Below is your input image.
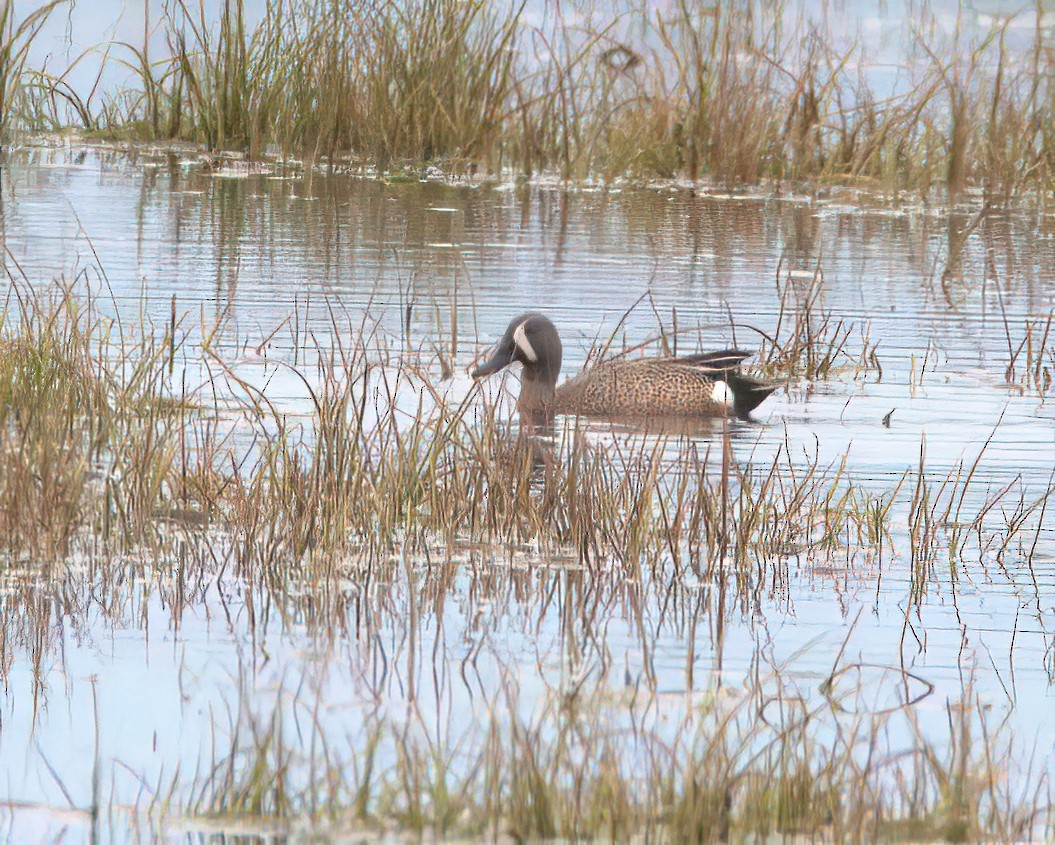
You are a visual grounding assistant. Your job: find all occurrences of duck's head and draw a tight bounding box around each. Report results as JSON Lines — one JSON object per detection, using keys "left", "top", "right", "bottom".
{"left": 471, "top": 312, "right": 563, "bottom": 387}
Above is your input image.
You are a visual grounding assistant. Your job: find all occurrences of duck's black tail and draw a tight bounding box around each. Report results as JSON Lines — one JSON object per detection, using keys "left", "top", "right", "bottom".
{"left": 676, "top": 349, "right": 778, "bottom": 418}
{"left": 726, "top": 372, "right": 779, "bottom": 419}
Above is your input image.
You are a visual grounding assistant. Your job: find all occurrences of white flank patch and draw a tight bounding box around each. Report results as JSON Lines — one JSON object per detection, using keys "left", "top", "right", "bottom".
{"left": 711, "top": 379, "right": 734, "bottom": 407}
{"left": 513, "top": 320, "right": 538, "bottom": 363}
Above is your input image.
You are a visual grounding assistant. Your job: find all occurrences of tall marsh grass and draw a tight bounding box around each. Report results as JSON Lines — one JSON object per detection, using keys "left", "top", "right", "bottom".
{"left": 0, "top": 281, "right": 1051, "bottom": 838}
{"left": 0, "top": 281, "right": 1046, "bottom": 610}
{"left": 0, "top": 1, "right": 64, "bottom": 138}
{"left": 10, "top": 0, "right": 1055, "bottom": 195}
{"left": 0, "top": 281, "right": 206, "bottom": 559}
{"left": 100, "top": 0, "right": 523, "bottom": 165}
{"left": 176, "top": 663, "right": 1046, "bottom": 842}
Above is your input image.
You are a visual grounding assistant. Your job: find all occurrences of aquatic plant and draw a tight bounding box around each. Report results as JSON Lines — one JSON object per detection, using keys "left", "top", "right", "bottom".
{"left": 0, "top": 279, "right": 1051, "bottom": 840}
{"left": 0, "top": 280, "right": 1047, "bottom": 625}
{"left": 0, "top": 280, "right": 206, "bottom": 560}
{"left": 88, "top": 0, "right": 522, "bottom": 166}
{"left": 14, "top": 0, "right": 1055, "bottom": 196}
{"left": 171, "top": 661, "right": 1043, "bottom": 842}
{"left": 754, "top": 263, "right": 881, "bottom": 381}
{"left": 0, "top": 1, "right": 64, "bottom": 138}
{"left": 1003, "top": 312, "right": 1054, "bottom": 396}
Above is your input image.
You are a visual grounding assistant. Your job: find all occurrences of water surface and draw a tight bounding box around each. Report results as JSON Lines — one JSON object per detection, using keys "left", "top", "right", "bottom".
{"left": 1, "top": 142, "right": 1053, "bottom": 840}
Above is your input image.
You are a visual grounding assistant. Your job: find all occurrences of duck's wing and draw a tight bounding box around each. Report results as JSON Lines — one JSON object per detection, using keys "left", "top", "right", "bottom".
{"left": 669, "top": 348, "right": 753, "bottom": 373}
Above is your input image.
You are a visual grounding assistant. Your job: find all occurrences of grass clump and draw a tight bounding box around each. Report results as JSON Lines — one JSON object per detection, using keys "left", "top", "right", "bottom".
{"left": 0, "top": 1, "right": 65, "bottom": 139}
{"left": 11, "top": 0, "right": 1055, "bottom": 196}
{"left": 0, "top": 283, "right": 1045, "bottom": 624}
{"left": 0, "top": 288, "right": 109, "bottom": 559}
{"left": 0, "top": 282, "right": 207, "bottom": 561}
{"left": 755, "top": 263, "right": 882, "bottom": 382}
{"left": 1003, "top": 312, "right": 1054, "bottom": 395}
{"left": 84, "top": 0, "right": 523, "bottom": 167}
{"left": 0, "top": 279, "right": 1050, "bottom": 841}
{"left": 175, "top": 667, "right": 1047, "bottom": 843}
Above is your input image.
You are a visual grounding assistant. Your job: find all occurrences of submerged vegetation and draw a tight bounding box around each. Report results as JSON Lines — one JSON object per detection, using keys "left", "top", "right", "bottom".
{"left": 4, "top": 0, "right": 1055, "bottom": 195}
{"left": 0, "top": 277, "right": 1051, "bottom": 838}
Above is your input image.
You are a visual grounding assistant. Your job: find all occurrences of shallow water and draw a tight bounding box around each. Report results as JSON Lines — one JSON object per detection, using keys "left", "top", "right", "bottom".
{"left": 1, "top": 142, "right": 1054, "bottom": 840}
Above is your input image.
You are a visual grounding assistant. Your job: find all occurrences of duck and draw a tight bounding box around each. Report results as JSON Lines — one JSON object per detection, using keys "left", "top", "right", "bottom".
{"left": 472, "top": 312, "right": 777, "bottom": 427}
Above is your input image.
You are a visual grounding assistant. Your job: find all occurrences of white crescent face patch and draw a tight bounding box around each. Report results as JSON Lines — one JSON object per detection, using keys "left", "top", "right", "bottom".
{"left": 513, "top": 320, "right": 538, "bottom": 363}
{"left": 711, "top": 379, "right": 734, "bottom": 407}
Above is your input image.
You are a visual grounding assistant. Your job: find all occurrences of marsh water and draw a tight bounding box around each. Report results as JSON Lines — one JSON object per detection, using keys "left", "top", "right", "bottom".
{"left": 1, "top": 143, "right": 1054, "bottom": 840}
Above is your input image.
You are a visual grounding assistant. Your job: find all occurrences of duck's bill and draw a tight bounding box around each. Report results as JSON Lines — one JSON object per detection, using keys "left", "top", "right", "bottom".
{"left": 471, "top": 343, "right": 514, "bottom": 378}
